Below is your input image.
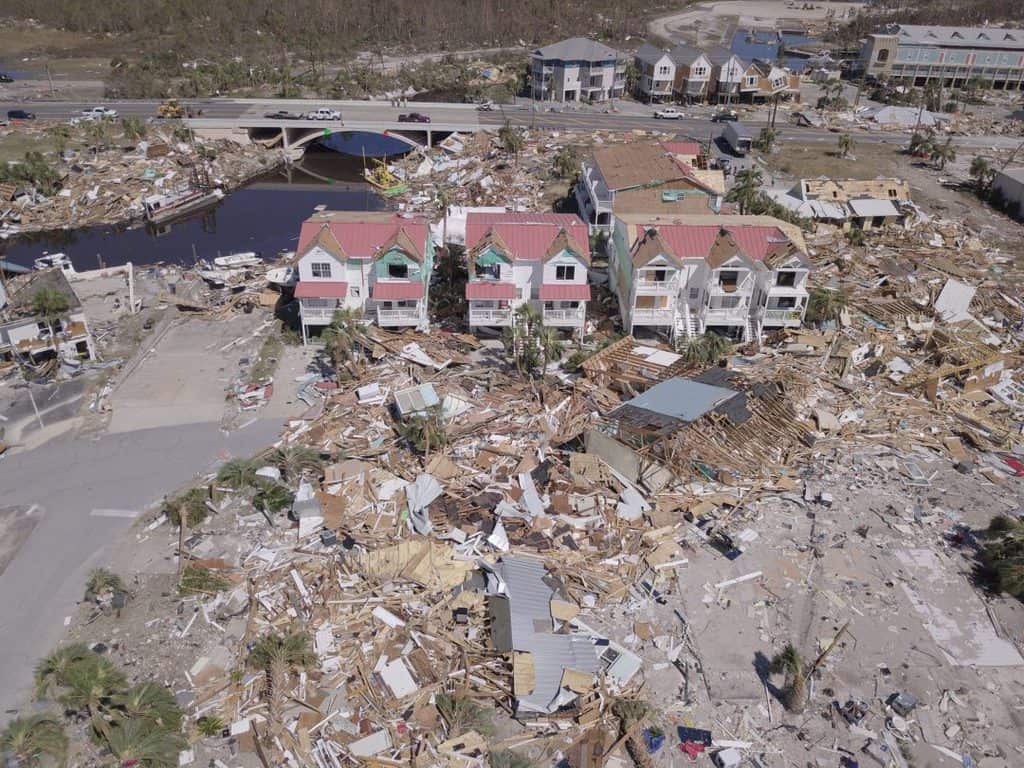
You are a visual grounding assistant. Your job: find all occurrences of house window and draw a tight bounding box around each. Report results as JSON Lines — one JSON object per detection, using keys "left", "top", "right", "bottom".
{"left": 38, "top": 319, "right": 63, "bottom": 334}
{"left": 718, "top": 270, "right": 739, "bottom": 290}
{"left": 693, "top": 67, "right": 707, "bottom": 76}
{"left": 689, "top": 287, "right": 700, "bottom": 300}
{"left": 388, "top": 263, "right": 409, "bottom": 279}
{"left": 746, "top": 76, "right": 757, "bottom": 86}
{"left": 877, "top": 49, "right": 890, "bottom": 63}
{"left": 555, "top": 264, "right": 576, "bottom": 281}
{"left": 888, "top": 189, "right": 897, "bottom": 198}
{"left": 475, "top": 263, "right": 500, "bottom": 280}
{"left": 776, "top": 296, "right": 797, "bottom": 309}
{"left": 311, "top": 262, "right": 332, "bottom": 278}
{"left": 776, "top": 271, "right": 796, "bottom": 287}
{"left": 658, "top": 65, "right": 671, "bottom": 75}
{"left": 350, "top": 286, "right": 361, "bottom": 297}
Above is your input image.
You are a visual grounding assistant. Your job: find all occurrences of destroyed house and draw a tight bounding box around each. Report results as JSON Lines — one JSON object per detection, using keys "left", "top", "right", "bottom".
{"left": 464, "top": 212, "right": 591, "bottom": 336}
{"left": 575, "top": 142, "right": 723, "bottom": 231}
{"left": 0, "top": 267, "right": 95, "bottom": 362}
{"left": 609, "top": 215, "right": 810, "bottom": 343}
{"left": 768, "top": 177, "right": 912, "bottom": 231}
{"left": 293, "top": 212, "right": 433, "bottom": 342}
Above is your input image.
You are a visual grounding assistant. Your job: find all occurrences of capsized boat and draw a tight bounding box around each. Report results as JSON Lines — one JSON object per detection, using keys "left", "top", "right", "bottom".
{"left": 34, "top": 252, "right": 76, "bottom": 274}
{"left": 144, "top": 187, "right": 224, "bottom": 225}
{"left": 266, "top": 266, "right": 297, "bottom": 287}
{"left": 213, "top": 252, "right": 262, "bottom": 268}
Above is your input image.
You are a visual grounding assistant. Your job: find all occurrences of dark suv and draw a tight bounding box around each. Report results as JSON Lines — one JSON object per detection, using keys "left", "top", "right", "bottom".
{"left": 7, "top": 109, "right": 36, "bottom": 120}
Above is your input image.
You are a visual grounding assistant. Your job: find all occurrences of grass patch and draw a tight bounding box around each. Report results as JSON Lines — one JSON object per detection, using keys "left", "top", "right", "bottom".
{"left": 179, "top": 565, "right": 231, "bottom": 595}
{"left": 163, "top": 487, "right": 210, "bottom": 528}
{"left": 249, "top": 334, "right": 283, "bottom": 384}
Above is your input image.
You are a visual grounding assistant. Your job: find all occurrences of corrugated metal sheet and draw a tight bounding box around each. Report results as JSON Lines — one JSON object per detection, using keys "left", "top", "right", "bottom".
{"left": 465, "top": 213, "right": 590, "bottom": 261}
{"left": 848, "top": 198, "right": 900, "bottom": 218}
{"left": 538, "top": 283, "right": 592, "bottom": 300}
{"left": 297, "top": 217, "right": 430, "bottom": 260}
{"left": 655, "top": 224, "right": 790, "bottom": 262}
{"left": 373, "top": 281, "right": 424, "bottom": 300}
{"left": 465, "top": 281, "right": 516, "bottom": 300}
{"left": 294, "top": 280, "right": 348, "bottom": 298}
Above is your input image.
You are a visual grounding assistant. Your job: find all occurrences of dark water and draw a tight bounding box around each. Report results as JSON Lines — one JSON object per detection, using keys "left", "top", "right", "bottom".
{"left": 730, "top": 30, "right": 819, "bottom": 73}
{"left": 0, "top": 147, "right": 396, "bottom": 270}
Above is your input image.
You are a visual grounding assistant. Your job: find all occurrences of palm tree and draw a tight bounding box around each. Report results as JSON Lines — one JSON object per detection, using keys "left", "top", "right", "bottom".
{"left": 106, "top": 717, "right": 186, "bottom": 768}
{"left": 1, "top": 713, "right": 67, "bottom": 767}
{"left": 120, "top": 116, "right": 147, "bottom": 142}
{"left": 31, "top": 286, "right": 71, "bottom": 359}
{"left": 271, "top": 444, "right": 322, "bottom": 482}
{"left": 321, "top": 307, "right": 362, "bottom": 382}
{"left": 678, "top": 332, "right": 732, "bottom": 365}
{"left": 503, "top": 303, "right": 542, "bottom": 375}
{"left": 434, "top": 184, "right": 453, "bottom": 252}
{"left": 498, "top": 119, "right": 524, "bottom": 164}
{"left": 35, "top": 643, "right": 91, "bottom": 699}
{"left": 397, "top": 407, "right": 448, "bottom": 457}
{"left": 755, "top": 127, "right": 778, "bottom": 153}
{"left": 111, "top": 683, "right": 183, "bottom": 732}
{"left": 806, "top": 287, "right": 847, "bottom": 324}
{"left": 551, "top": 145, "right": 579, "bottom": 180}
{"left": 84, "top": 568, "right": 126, "bottom": 602}
{"left": 58, "top": 653, "right": 127, "bottom": 736}
{"left": 216, "top": 458, "right": 258, "bottom": 489}
{"left": 969, "top": 155, "right": 994, "bottom": 192}
{"left": 726, "top": 168, "right": 763, "bottom": 215}
{"left": 836, "top": 133, "right": 854, "bottom": 159}
{"left": 930, "top": 137, "right": 956, "bottom": 170}
{"left": 536, "top": 325, "right": 565, "bottom": 373}
{"left": 769, "top": 643, "right": 806, "bottom": 712}
{"left": 612, "top": 698, "right": 654, "bottom": 768}
{"left": 253, "top": 483, "right": 294, "bottom": 515}
{"left": 248, "top": 633, "right": 315, "bottom": 739}
{"left": 908, "top": 130, "right": 934, "bottom": 157}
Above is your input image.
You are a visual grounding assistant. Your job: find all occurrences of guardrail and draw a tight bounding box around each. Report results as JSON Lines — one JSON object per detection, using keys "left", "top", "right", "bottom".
{"left": 469, "top": 308, "right": 513, "bottom": 326}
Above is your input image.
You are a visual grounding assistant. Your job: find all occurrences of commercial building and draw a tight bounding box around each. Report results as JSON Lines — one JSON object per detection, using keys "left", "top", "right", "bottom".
{"left": 293, "top": 212, "right": 433, "bottom": 343}
{"left": 859, "top": 24, "right": 1024, "bottom": 89}
{"left": 530, "top": 37, "right": 626, "bottom": 103}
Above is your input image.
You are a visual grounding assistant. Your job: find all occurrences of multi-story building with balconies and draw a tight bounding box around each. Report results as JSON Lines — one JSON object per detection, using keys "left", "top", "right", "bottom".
{"left": 530, "top": 37, "right": 626, "bottom": 102}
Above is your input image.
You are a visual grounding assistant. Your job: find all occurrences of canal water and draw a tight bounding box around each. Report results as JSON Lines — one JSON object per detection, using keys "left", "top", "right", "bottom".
{"left": 730, "top": 30, "right": 820, "bottom": 73}
{"left": 0, "top": 142, "right": 398, "bottom": 271}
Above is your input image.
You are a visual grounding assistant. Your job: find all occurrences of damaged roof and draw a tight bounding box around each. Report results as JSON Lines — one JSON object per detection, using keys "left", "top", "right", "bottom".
{"left": 0, "top": 267, "right": 81, "bottom": 321}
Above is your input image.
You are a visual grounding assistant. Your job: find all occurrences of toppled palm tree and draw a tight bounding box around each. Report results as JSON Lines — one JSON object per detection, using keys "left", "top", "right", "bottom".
{"left": 677, "top": 332, "right": 732, "bottom": 365}
{"left": 248, "top": 633, "right": 315, "bottom": 739}
{"left": 253, "top": 483, "right": 294, "bottom": 515}
{"left": 84, "top": 568, "right": 126, "bottom": 603}
{"left": 612, "top": 698, "right": 655, "bottom": 768}
{"left": 321, "top": 308, "right": 364, "bottom": 382}
{"left": 1, "top": 713, "right": 67, "bottom": 767}
{"left": 35, "top": 643, "right": 91, "bottom": 699}
{"left": 980, "top": 515, "right": 1024, "bottom": 599}
{"left": 216, "top": 458, "right": 259, "bottom": 489}
{"left": 769, "top": 643, "right": 806, "bottom": 713}
{"left": 111, "top": 683, "right": 183, "bottom": 732}
{"left": 397, "top": 407, "right": 448, "bottom": 457}
{"left": 806, "top": 287, "right": 848, "bottom": 324}
{"left": 272, "top": 444, "right": 323, "bottom": 482}
{"left": 58, "top": 653, "right": 127, "bottom": 737}
{"left": 106, "top": 717, "right": 186, "bottom": 768}
{"left": 436, "top": 693, "right": 493, "bottom": 737}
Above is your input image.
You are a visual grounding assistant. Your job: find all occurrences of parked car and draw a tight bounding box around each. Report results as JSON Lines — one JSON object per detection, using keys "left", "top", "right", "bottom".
{"left": 6, "top": 109, "right": 35, "bottom": 120}
{"left": 398, "top": 112, "right": 431, "bottom": 123}
{"left": 0, "top": 73, "right": 14, "bottom": 83}
{"left": 654, "top": 106, "right": 683, "bottom": 120}
{"left": 307, "top": 107, "right": 341, "bottom": 121}
{"left": 476, "top": 100, "right": 495, "bottom": 111}
{"left": 81, "top": 106, "right": 118, "bottom": 119}
{"left": 711, "top": 111, "right": 739, "bottom": 123}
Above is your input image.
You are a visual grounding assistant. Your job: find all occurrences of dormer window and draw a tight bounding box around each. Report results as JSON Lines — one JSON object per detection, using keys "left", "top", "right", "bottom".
{"left": 311, "top": 262, "right": 332, "bottom": 278}
{"left": 475, "top": 263, "right": 500, "bottom": 280}
{"left": 388, "top": 263, "right": 409, "bottom": 279}
{"left": 719, "top": 270, "right": 739, "bottom": 291}
{"left": 555, "top": 264, "right": 576, "bottom": 281}
{"left": 776, "top": 271, "right": 796, "bottom": 287}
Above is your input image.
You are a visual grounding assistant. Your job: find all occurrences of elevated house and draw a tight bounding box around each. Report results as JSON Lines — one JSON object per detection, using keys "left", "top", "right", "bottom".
{"left": 706, "top": 47, "right": 748, "bottom": 104}
{"left": 464, "top": 212, "right": 591, "bottom": 337}
{"left": 0, "top": 268, "right": 95, "bottom": 363}
{"left": 634, "top": 43, "right": 676, "bottom": 102}
{"left": 575, "top": 142, "right": 724, "bottom": 232}
{"left": 293, "top": 211, "right": 433, "bottom": 343}
{"left": 530, "top": 37, "right": 627, "bottom": 103}
{"left": 609, "top": 215, "right": 810, "bottom": 342}
{"left": 670, "top": 44, "right": 714, "bottom": 103}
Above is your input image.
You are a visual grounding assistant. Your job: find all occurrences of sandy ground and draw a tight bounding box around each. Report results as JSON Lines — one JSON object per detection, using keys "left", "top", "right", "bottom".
{"left": 650, "top": 0, "right": 866, "bottom": 46}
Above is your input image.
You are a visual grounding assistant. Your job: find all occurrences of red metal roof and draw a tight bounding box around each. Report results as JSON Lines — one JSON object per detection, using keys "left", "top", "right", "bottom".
{"left": 539, "top": 283, "right": 592, "bottom": 300}
{"left": 661, "top": 141, "right": 702, "bottom": 156}
{"left": 296, "top": 214, "right": 430, "bottom": 260}
{"left": 653, "top": 225, "right": 790, "bottom": 262}
{"left": 294, "top": 280, "right": 348, "bottom": 298}
{"left": 373, "top": 281, "right": 425, "bottom": 300}
{"left": 465, "top": 281, "right": 517, "bottom": 300}
{"left": 465, "top": 213, "right": 590, "bottom": 261}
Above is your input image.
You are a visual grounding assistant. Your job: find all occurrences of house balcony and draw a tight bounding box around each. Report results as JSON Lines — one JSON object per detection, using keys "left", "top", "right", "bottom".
{"left": 635, "top": 278, "right": 679, "bottom": 295}
{"left": 300, "top": 307, "right": 339, "bottom": 324}
{"left": 632, "top": 307, "right": 676, "bottom": 325}
{"left": 761, "top": 308, "right": 804, "bottom": 327}
{"left": 469, "top": 307, "right": 513, "bottom": 327}
{"left": 377, "top": 307, "right": 425, "bottom": 327}
{"left": 702, "top": 307, "right": 749, "bottom": 325}
{"left": 708, "top": 279, "right": 753, "bottom": 296}
{"left": 542, "top": 306, "right": 586, "bottom": 327}
{"left": 15, "top": 321, "right": 90, "bottom": 353}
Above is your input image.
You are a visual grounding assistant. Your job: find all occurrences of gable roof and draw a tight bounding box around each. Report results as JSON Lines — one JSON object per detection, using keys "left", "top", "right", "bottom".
{"left": 590, "top": 142, "right": 709, "bottom": 193}
{"left": 630, "top": 227, "right": 682, "bottom": 268}
{"left": 544, "top": 227, "right": 590, "bottom": 265}
{"left": 705, "top": 228, "right": 750, "bottom": 269}
{"left": 296, "top": 212, "right": 429, "bottom": 261}
{"left": 891, "top": 24, "right": 1024, "bottom": 49}
{"left": 668, "top": 43, "right": 707, "bottom": 66}
{"left": 465, "top": 213, "right": 591, "bottom": 262}
{"left": 297, "top": 223, "right": 347, "bottom": 261}
{"left": 631, "top": 223, "right": 795, "bottom": 266}
{"left": 635, "top": 42, "right": 672, "bottom": 66}
{"left": 532, "top": 37, "right": 623, "bottom": 61}
{"left": 375, "top": 226, "right": 424, "bottom": 263}
{"left": 1, "top": 268, "right": 81, "bottom": 320}
{"left": 705, "top": 46, "right": 744, "bottom": 66}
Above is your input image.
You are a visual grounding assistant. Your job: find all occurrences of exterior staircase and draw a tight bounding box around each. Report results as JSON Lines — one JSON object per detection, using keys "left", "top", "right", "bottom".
{"left": 745, "top": 317, "right": 761, "bottom": 344}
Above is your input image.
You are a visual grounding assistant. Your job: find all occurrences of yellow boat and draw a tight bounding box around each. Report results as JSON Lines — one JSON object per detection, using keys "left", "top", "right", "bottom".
{"left": 362, "top": 158, "right": 408, "bottom": 197}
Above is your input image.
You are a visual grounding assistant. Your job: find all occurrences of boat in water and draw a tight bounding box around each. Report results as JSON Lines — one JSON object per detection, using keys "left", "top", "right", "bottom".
{"left": 34, "top": 252, "right": 77, "bottom": 275}
{"left": 362, "top": 159, "right": 409, "bottom": 197}
{"left": 266, "top": 265, "right": 297, "bottom": 287}
{"left": 213, "top": 252, "right": 262, "bottom": 268}
{"left": 144, "top": 187, "right": 224, "bottom": 226}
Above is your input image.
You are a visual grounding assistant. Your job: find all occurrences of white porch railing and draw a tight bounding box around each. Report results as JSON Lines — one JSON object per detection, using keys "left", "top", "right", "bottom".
{"left": 469, "top": 308, "right": 513, "bottom": 326}
{"left": 632, "top": 307, "right": 676, "bottom": 324}
{"left": 300, "top": 307, "right": 338, "bottom": 324}
{"left": 635, "top": 278, "right": 679, "bottom": 295}
{"left": 543, "top": 308, "right": 585, "bottom": 326}
{"left": 762, "top": 308, "right": 803, "bottom": 325}
{"left": 708, "top": 280, "right": 753, "bottom": 296}
{"left": 377, "top": 308, "right": 423, "bottom": 326}
{"left": 703, "top": 307, "right": 748, "bottom": 324}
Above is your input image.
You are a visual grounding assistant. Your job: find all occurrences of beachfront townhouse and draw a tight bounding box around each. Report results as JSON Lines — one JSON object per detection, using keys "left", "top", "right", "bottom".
{"left": 609, "top": 216, "right": 810, "bottom": 343}
{"left": 634, "top": 43, "right": 676, "bottom": 102}
{"left": 464, "top": 212, "right": 591, "bottom": 337}
{"left": 706, "top": 47, "right": 748, "bottom": 104}
{"left": 670, "top": 44, "right": 714, "bottom": 103}
{"left": 293, "top": 211, "right": 433, "bottom": 343}
{"left": 530, "top": 37, "right": 627, "bottom": 103}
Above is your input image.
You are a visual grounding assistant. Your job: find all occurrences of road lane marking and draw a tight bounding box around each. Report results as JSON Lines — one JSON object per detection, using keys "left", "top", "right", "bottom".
{"left": 90, "top": 509, "right": 142, "bottom": 518}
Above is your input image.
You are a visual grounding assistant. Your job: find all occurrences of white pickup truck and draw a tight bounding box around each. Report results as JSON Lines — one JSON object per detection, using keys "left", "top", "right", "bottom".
{"left": 81, "top": 106, "right": 119, "bottom": 119}
{"left": 653, "top": 106, "right": 683, "bottom": 120}
{"left": 307, "top": 107, "right": 342, "bottom": 121}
